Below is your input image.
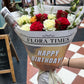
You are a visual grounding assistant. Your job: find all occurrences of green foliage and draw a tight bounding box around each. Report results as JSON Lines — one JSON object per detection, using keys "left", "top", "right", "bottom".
{"left": 67, "top": 0, "right": 80, "bottom": 14}
{"left": 30, "top": 6, "right": 34, "bottom": 17}
{"left": 70, "top": 0, "right": 79, "bottom": 6}
{"left": 70, "top": 2, "right": 75, "bottom": 6}
{"left": 72, "top": 22, "right": 77, "bottom": 27}
{"left": 67, "top": 0, "right": 83, "bottom": 17}
{"left": 15, "top": 4, "right": 28, "bottom": 15}
{"left": 80, "top": 13, "right": 84, "bottom": 20}
{"left": 67, "top": 27, "right": 73, "bottom": 30}
{"left": 67, "top": 0, "right": 83, "bottom": 29}
{"left": 70, "top": 3, "right": 77, "bottom": 12}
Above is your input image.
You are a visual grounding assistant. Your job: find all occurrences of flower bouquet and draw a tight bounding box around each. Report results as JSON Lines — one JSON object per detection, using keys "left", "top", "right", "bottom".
{"left": 15, "top": 0, "right": 83, "bottom": 71}
{"left": 1, "top": 0, "right": 83, "bottom": 71}
{"left": 1, "top": 0, "right": 83, "bottom": 83}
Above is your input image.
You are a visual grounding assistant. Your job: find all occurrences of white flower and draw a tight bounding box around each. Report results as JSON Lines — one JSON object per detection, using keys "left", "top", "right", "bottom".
{"left": 48, "top": 14, "right": 56, "bottom": 20}
{"left": 20, "top": 24, "right": 31, "bottom": 31}
{"left": 17, "top": 15, "right": 31, "bottom": 26}
{"left": 43, "top": 19, "right": 56, "bottom": 31}
{"left": 67, "top": 14, "right": 75, "bottom": 27}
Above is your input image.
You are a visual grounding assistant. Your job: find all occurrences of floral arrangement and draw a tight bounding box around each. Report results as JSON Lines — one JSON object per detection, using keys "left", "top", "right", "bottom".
{"left": 17, "top": 0, "right": 83, "bottom": 31}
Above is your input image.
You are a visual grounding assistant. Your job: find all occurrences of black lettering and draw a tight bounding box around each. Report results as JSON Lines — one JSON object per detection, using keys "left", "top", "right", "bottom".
{"left": 63, "top": 38, "right": 64, "bottom": 42}
{"left": 35, "top": 39, "right": 38, "bottom": 43}
{"left": 44, "top": 39, "right": 48, "bottom": 43}
{"left": 66, "top": 38, "right": 69, "bottom": 42}
{"left": 55, "top": 39, "right": 57, "bottom": 43}
{"left": 39, "top": 39, "right": 43, "bottom": 43}
{"left": 30, "top": 38, "right": 33, "bottom": 43}
{"left": 50, "top": 39, "right": 54, "bottom": 43}
{"left": 58, "top": 38, "right": 63, "bottom": 42}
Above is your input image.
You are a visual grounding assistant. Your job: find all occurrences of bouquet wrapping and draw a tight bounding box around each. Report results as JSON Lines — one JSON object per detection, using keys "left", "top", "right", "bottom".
{"left": 1, "top": 1, "right": 83, "bottom": 71}
{"left": 16, "top": 26, "right": 77, "bottom": 71}
{"left": 1, "top": 1, "right": 83, "bottom": 83}
{"left": 14, "top": 5, "right": 81, "bottom": 71}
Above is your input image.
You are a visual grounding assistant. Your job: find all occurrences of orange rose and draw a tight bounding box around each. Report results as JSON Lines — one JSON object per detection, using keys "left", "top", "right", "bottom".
{"left": 30, "top": 16, "right": 37, "bottom": 23}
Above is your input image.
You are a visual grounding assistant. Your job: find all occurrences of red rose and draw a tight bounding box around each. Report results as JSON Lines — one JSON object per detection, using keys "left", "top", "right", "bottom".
{"left": 42, "top": 13, "right": 48, "bottom": 21}
{"left": 55, "top": 19, "right": 61, "bottom": 30}
{"left": 36, "top": 13, "right": 48, "bottom": 23}
{"left": 56, "top": 10, "right": 68, "bottom": 19}
{"left": 55, "top": 17, "right": 70, "bottom": 30}
{"left": 30, "top": 21, "right": 44, "bottom": 31}
{"left": 36, "top": 13, "right": 42, "bottom": 21}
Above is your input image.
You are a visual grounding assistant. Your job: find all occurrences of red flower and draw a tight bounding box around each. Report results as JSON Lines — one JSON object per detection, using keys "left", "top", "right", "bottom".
{"left": 36, "top": 13, "right": 48, "bottom": 23}
{"left": 56, "top": 10, "right": 68, "bottom": 19}
{"left": 30, "top": 21, "right": 44, "bottom": 31}
{"left": 42, "top": 13, "right": 48, "bottom": 21}
{"left": 55, "top": 17, "right": 70, "bottom": 30}
{"left": 55, "top": 19, "right": 61, "bottom": 30}
{"left": 36, "top": 13, "right": 42, "bottom": 21}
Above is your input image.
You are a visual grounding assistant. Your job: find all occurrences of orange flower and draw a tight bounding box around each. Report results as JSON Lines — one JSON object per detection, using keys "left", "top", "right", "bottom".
{"left": 30, "top": 16, "right": 37, "bottom": 23}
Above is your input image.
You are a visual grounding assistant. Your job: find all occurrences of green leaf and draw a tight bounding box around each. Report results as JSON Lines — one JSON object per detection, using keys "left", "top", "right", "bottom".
{"left": 65, "top": 10, "right": 70, "bottom": 13}
{"left": 70, "top": 2, "right": 75, "bottom": 6}
{"left": 67, "top": 27, "right": 73, "bottom": 29}
{"left": 70, "top": 3, "right": 77, "bottom": 12}
{"left": 23, "top": 21, "right": 26, "bottom": 25}
{"left": 72, "top": 22, "right": 76, "bottom": 27}
{"left": 80, "top": 13, "right": 84, "bottom": 20}
{"left": 79, "top": 7, "right": 83, "bottom": 11}
{"left": 74, "top": 0, "right": 78, "bottom": 3}
{"left": 75, "top": 0, "right": 79, "bottom": 5}
{"left": 30, "top": 7, "right": 34, "bottom": 17}
{"left": 15, "top": 4, "right": 28, "bottom": 15}
{"left": 76, "top": 11, "right": 80, "bottom": 18}
{"left": 71, "top": 12, "right": 75, "bottom": 14}
{"left": 70, "top": 7, "right": 77, "bottom": 12}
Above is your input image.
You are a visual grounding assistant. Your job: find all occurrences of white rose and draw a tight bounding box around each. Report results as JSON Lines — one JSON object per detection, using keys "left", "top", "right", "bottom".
{"left": 21, "top": 24, "right": 31, "bottom": 31}
{"left": 43, "top": 19, "right": 56, "bottom": 31}
{"left": 48, "top": 14, "right": 56, "bottom": 20}
{"left": 17, "top": 15, "right": 31, "bottom": 26}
